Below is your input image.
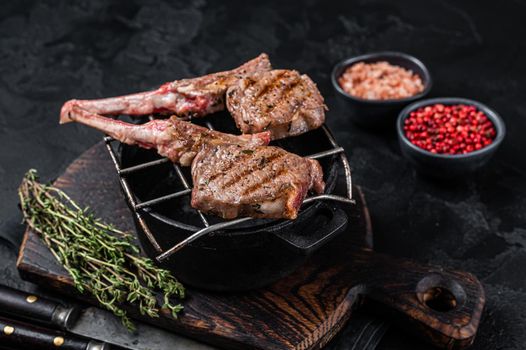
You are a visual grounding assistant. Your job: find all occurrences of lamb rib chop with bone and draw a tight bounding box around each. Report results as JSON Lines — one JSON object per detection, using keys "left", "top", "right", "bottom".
{"left": 60, "top": 54, "right": 271, "bottom": 123}
{"left": 66, "top": 106, "right": 270, "bottom": 166}
{"left": 65, "top": 108, "right": 324, "bottom": 219}
{"left": 60, "top": 54, "right": 326, "bottom": 140}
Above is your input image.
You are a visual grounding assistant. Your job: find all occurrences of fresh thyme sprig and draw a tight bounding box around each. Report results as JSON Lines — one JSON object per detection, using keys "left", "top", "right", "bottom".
{"left": 18, "top": 169, "right": 185, "bottom": 331}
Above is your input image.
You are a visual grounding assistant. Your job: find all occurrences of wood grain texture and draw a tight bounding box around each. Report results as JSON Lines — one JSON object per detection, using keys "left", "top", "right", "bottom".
{"left": 17, "top": 142, "right": 484, "bottom": 350}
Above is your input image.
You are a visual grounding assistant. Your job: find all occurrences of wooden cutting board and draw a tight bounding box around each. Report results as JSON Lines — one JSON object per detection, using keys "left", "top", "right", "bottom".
{"left": 17, "top": 142, "right": 484, "bottom": 350}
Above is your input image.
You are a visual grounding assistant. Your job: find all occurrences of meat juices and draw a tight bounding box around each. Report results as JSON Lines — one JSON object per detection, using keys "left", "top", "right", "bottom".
{"left": 338, "top": 61, "right": 424, "bottom": 100}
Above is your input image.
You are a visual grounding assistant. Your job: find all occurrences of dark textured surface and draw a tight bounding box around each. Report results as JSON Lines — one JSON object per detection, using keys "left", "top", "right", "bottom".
{"left": 0, "top": 1, "right": 525, "bottom": 349}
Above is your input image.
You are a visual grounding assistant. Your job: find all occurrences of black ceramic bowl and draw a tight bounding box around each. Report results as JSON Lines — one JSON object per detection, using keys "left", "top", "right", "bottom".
{"left": 397, "top": 97, "right": 506, "bottom": 177}
{"left": 331, "top": 51, "right": 432, "bottom": 127}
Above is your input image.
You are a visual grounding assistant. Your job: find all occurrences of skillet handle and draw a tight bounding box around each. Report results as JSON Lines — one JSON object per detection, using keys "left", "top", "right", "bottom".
{"left": 274, "top": 204, "right": 348, "bottom": 254}
{"left": 352, "top": 249, "right": 485, "bottom": 349}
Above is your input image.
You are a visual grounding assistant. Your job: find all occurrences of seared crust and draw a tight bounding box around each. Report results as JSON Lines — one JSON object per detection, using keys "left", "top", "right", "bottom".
{"left": 191, "top": 144, "right": 325, "bottom": 219}
{"left": 226, "top": 69, "right": 326, "bottom": 140}
{"left": 64, "top": 106, "right": 270, "bottom": 167}
{"left": 157, "top": 117, "right": 271, "bottom": 166}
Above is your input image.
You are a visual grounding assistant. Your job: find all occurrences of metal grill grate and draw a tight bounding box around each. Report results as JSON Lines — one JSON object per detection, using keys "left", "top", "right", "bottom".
{"left": 103, "top": 119, "right": 354, "bottom": 262}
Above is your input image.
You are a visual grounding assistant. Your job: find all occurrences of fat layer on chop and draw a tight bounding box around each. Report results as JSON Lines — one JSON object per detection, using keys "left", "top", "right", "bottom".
{"left": 191, "top": 143, "right": 325, "bottom": 219}
{"left": 226, "top": 69, "right": 327, "bottom": 140}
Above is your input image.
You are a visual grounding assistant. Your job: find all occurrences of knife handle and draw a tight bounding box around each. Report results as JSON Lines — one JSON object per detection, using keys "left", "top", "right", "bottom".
{"left": 0, "top": 285, "right": 80, "bottom": 330}
{"left": 0, "top": 316, "right": 110, "bottom": 350}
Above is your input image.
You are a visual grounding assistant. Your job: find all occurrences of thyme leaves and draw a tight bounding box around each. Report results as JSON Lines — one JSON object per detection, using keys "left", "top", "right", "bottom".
{"left": 18, "top": 170, "right": 185, "bottom": 331}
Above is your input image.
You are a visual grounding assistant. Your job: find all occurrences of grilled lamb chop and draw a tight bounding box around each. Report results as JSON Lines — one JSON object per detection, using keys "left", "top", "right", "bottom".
{"left": 191, "top": 143, "right": 325, "bottom": 219}
{"left": 60, "top": 53, "right": 272, "bottom": 123}
{"left": 226, "top": 69, "right": 326, "bottom": 140}
{"left": 65, "top": 106, "right": 323, "bottom": 220}
{"left": 66, "top": 106, "right": 270, "bottom": 166}
{"left": 60, "top": 55, "right": 326, "bottom": 140}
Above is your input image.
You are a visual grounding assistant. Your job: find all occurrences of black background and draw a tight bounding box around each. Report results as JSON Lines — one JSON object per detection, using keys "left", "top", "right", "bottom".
{"left": 1, "top": 1, "right": 525, "bottom": 349}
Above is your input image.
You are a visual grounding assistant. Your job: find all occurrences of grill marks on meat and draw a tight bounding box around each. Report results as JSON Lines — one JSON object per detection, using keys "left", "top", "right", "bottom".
{"left": 60, "top": 55, "right": 327, "bottom": 140}
{"left": 218, "top": 152, "right": 286, "bottom": 190}
{"left": 60, "top": 54, "right": 272, "bottom": 123}
{"left": 65, "top": 106, "right": 270, "bottom": 166}
{"left": 191, "top": 144, "right": 325, "bottom": 219}
{"left": 226, "top": 69, "right": 327, "bottom": 140}
{"left": 155, "top": 118, "right": 270, "bottom": 166}
{"left": 58, "top": 55, "right": 330, "bottom": 220}
{"left": 63, "top": 104, "right": 325, "bottom": 220}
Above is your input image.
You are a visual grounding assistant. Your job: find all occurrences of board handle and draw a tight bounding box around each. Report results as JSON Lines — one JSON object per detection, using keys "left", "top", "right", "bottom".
{"left": 0, "top": 316, "right": 109, "bottom": 350}
{"left": 0, "top": 284, "right": 80, "bottom": 330}
{"left": 357, "top": 250, "right": 485, "bottom": 349}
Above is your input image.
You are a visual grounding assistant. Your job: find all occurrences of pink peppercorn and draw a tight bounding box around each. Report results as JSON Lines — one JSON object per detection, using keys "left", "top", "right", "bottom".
{"left": 403, "top": 104, "right": 496, "bottom": 155}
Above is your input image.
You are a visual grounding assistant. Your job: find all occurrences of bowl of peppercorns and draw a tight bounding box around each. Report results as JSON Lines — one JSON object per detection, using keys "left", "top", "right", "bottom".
{"left": 397, "top": 97, "right": 505, "bottom": 177}
{"left": 331, "top": 51, "right": 432, "bottom": 127}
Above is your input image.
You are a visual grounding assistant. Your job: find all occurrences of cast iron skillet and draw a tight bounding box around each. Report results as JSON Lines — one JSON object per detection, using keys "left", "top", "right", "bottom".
{"left": 120, "top": 113, "right": 348, "bottom": 291}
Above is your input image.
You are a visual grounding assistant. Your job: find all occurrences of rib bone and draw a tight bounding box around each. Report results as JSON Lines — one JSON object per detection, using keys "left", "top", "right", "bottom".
{"left": 66, "top": 106, "right": 270, "bottom": 166}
